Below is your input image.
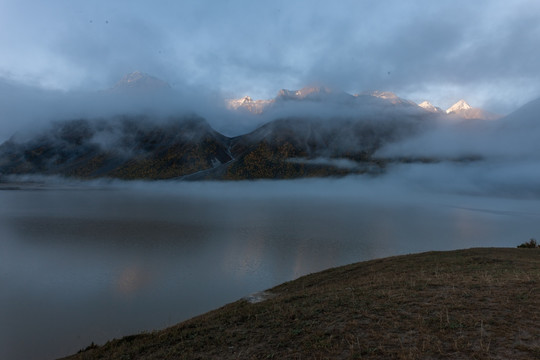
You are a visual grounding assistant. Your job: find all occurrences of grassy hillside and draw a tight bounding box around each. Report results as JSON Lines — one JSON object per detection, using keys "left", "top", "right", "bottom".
{"left": 63, "top": 248, "right": 539, "bottom": 359}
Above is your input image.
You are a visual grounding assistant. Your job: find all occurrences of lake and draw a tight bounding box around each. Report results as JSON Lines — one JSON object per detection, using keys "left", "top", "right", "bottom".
{"left": 1, "top": 175, "right": 539, "bottom": 359}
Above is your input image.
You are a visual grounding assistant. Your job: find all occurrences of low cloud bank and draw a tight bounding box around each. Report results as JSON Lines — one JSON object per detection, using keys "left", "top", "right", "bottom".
{"left": 2, "top": 76, "right": 540, "bottom": 201}
{"left": 377, "top": 97, "right": 540, "bottom": 161}
{"left": 0, "top": 79, "right": 434, "bottom": 143}
{"left": 373, "top": 97, "right": 540, "bottom": 199}
{"left": 0, "top": 79, "right": 263, "bottom": 142}
{"left": 5, "top": 155, "right": 540, "bottom": 201}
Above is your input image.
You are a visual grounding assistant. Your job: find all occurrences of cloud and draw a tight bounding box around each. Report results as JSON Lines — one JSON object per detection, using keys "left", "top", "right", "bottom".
{"left": 0, "top": 74, "right": 268, "bottom": 142}
{"left": 1, "top": 0, "right": 539, "bottom": 127}
{"left": 371, "top": 96, "right": 540, "bottom": 198}
{"left": 377, "top": 97, "right": 540, "bottom": 162}
{"left": 297, "top": 1, "right": 540, "bottom": 112}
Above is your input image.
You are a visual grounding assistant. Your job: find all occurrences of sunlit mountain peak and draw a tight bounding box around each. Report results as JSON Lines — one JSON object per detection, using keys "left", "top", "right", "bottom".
{"left": 446, "top": 99, "right": 472, "bottom": 114}
{"left": 418, "top": 100, "right": 444, "bottom": 113}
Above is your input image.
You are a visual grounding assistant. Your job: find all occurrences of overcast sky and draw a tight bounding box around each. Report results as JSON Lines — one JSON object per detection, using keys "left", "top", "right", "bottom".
{"left": 1, "top": 0, "right": 539, "bottom": 114}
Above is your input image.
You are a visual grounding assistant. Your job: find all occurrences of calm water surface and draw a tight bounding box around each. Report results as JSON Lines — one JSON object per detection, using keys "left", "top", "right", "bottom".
{"left": 1, "top": 179, "right": 539, "bottom": 359}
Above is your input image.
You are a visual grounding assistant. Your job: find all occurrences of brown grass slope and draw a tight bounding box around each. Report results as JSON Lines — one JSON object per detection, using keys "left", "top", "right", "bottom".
{"left": 63, "top": 248, "right": 540, "bottom": 359}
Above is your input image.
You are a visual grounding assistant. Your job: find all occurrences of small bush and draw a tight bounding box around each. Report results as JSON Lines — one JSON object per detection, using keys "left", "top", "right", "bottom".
{"left": 517, "top": 238, "right": 539, "bottom": 248}
{"left": 78, "top": 342, "right": 98, "bottom": 353}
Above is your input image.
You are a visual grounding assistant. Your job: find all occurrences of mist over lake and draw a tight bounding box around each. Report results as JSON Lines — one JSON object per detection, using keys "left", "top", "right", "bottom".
{"left": 2, "top": 1, "right": 540, "bottom": 359}
{"left": 1, "top": 169, "right": 539, "bottom": 360}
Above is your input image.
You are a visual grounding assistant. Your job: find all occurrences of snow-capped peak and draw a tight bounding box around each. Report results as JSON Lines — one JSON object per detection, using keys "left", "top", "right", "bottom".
{"left": 419, "top": 100, "right": 435, "bottom": 110}
{"left": 418, "top": 101, "right": 443, "bottom": 113}
{"left": 226, "top": 96, "right": 252, "bottom": 109}
{"left": 365, "top": 90, "right": 398, "bottom": 100}
{"left": 239, "top": 96, "right": 253, "bottom": 104}
{"left": 357, "top": 90, "right": 416, "bottom": 106}
{"left": 110, "top": 71, "right": 170, "bottom": 92}
{"left": 226, "top": 95, "right": 272, "bottom": 113}
{"left": 446, "top": 99, "right": 472, "bottom": 114}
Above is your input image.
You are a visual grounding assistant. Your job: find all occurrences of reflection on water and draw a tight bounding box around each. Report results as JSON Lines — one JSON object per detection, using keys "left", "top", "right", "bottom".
{"left": 0, "top": 180, "right": 539, "bottom": 360}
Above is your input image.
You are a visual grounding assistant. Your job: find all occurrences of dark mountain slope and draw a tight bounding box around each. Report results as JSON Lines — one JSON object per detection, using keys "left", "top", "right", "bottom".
{"left": 0, "top": 95, "right": 444, "bottom": 181}
{"left": 224, "top": 109, "right": 429, "bottom": 179}
{"left": 0, "top": 115, "right": 232, "bottom": 180}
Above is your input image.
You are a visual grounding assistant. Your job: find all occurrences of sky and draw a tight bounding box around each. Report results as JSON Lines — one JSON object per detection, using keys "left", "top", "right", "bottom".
{"left": 0, "top": 0, "right": 539, "bottom": 123}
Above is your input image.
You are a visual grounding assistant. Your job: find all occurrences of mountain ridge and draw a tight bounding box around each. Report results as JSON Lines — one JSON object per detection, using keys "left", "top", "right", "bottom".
{"left": 0, "top": 104, "right": 431, "bottom": 180}
{"left": 419, "top": 100, "right": 444, "bottom": 113}
{"left": 226, "top": 87, "right": 497, "bottom": 120}
{"left": 1, "top": 73, "right": 528, "bottom": 181}
{"left": 445, "top": 99, "right": 500, "bottom": 120}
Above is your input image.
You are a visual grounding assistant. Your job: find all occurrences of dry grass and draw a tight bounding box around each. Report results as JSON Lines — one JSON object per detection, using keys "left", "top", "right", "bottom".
{"left": 62, "top": 248, "right": 540, "bottom": 359}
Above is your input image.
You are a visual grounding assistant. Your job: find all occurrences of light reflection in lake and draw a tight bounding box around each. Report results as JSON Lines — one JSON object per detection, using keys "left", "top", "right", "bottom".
{"left": 0, "top": 178, "right": 539, "bottom": 360}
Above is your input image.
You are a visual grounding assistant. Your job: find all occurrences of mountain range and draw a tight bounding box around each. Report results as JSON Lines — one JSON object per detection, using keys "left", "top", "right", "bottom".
{"left": 0, "top": 72, "right": 520, "bottom": 181}
{"left": 0, "top": 108, "right": 421, "bottom": 180}
{"left": 227, "top": 86, "right": 499, "bottom": 121}
{"left": 102, "top": 71, "right": 501, "bottom": 121}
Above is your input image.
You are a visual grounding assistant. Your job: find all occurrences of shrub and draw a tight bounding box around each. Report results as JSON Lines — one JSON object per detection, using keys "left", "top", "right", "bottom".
{"left": 517, "top": 238, "right": 539, "bottom": 248}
